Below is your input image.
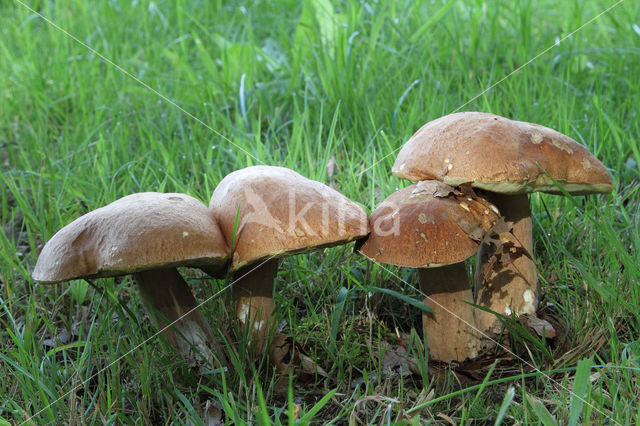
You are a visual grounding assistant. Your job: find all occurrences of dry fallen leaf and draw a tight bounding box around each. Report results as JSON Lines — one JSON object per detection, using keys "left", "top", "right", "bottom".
{"left": 270, "top": 333, "right": 291, "bottom": 372}
{"left": 42, "top": 328, "right": 71, "bottom": 350}
{"left": 458, "top": 182, "right": 476, "bottom": 198}
{"left": 437, "top": 412, "right": 457, "bottom": 425}
{"left": 451, "top": 210, "right": 486, "bottom": 242}
{"left": 270, "top": 333, "right": 328, "bottom": 383}
{"left": 291, "top": 403, "right": 300, "bottom": 421}
{"left": 186, "top": 400, "right": 223, "bottom": 426}
{"left": 202, "top": 400, "right": 224, "bottom": 426}
{"left": 379, "top": 341, "right": 421, "bottom": 376}
{"left": 523, "top": 315, "right": 557, "bottom": 339}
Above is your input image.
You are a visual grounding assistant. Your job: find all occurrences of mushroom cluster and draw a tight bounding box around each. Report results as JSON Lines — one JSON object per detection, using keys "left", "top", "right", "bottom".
{"left": 33, "top": 112, "right": 614, "bottom": 373}
{"left": 356, "top": 111, "right": 614, "bottom": 362}
{"left": 33, "top": 166, "right": 368, "bottom": 370}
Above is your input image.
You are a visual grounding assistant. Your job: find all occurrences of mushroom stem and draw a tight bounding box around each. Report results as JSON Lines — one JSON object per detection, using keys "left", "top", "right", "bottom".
{"left": 232, "top": 258, "right": 279, "bottom": 352}
{"left": 475, "top": 193, "right": 537, "bottom": 333}
{"left": 419, "top": 263, "right": 481, "bottom": 362}
{"left": 135, "top": 268, "right": 227, "bottom": 370}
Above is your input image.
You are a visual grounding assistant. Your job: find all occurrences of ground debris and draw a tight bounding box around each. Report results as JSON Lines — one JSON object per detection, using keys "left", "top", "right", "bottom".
{"left": 270, "top": 333, "right": 328, "bottom": 383}
{"left": 378, "top": 340, "right": 421, "bottom": 376}
{"left": 523, "top": 314, "right": 557, "bottom": 339}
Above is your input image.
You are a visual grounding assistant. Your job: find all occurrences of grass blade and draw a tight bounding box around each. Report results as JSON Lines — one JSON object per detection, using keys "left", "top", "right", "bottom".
{"left": 370, "top": 287, "right": 434, "bottom": 313}
{"left": 297, "top": 388, "right": 337, "bottom": 423}
{"left": 525, "top": 393, "right": 556, "bottom": 426}
{"left": 494, "top": 386, "right": 515, "bottom": 426}
{"left": 329, "top": 286, "right": 348, "bottom": 349}
{"left": 409, "top": 0, "right": 458, "bottom": 42}
{"left": 569, "top": 358, "right": 595, "bottom": 426}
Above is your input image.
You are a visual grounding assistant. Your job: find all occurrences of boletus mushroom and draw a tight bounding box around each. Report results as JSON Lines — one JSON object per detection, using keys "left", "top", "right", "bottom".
{"left": 32, "top": 192, "right": 229, "bottom": 371}
{"left": 210, "top": 166, "right": 369, "bottom": 352}
{"left": 357, "top": 180, "right": 502, "bottom": 362}
{"left": 392, "top": 112, "right": 614, "bottom": 334}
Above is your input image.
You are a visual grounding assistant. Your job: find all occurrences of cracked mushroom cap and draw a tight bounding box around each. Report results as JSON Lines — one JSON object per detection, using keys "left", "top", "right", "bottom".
{"left": 392, "top": 112, "right": 614, "bottom": 195}
{"left": 210, "top": 166, "right": 370, "bottom": 271}
{"left": 357, "top": 181, "right": 501, "bottom": 268}
{"left": 32, "top": 192, "right": 229, "bottom": 284}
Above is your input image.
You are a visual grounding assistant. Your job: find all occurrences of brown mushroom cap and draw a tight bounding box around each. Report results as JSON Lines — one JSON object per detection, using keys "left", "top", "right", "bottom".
{"left": 33, "top": 192, "right": 229, "bottom": 284}
{"left": 357, "top": 181, "right": 501, "bottom": 268}
{"left": 210, "top": 166, "right": 369, "bottom": 271}
{"left": 392, "top": 112, "right": 614, "bottom": 195}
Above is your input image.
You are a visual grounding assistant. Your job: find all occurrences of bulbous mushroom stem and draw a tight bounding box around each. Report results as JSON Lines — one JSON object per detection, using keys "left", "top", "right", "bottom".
{"left": 475, "top": 193, "right": 537, "bottom": 334}
{"left": 419, "top": 263, "right": 482, "bottom": 362}
{"left": 135, "top": 268, "right": 227, "bottom": 371}
{"left": 232, "top": 258, "right": 279, "bottom": 352}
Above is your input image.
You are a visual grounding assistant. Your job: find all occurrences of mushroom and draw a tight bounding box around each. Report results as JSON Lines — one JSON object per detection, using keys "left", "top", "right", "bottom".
{"left": 209, "top": 166, "right": 369, "bottom": 351}
{"left": 32, "top": 192, "right": 229, "bottom": 370}
{"left": 392, "top": 112, "right": 614, "bottom": 334}
{"left": 357, "top": 180, "right": 502, "bottom": 362}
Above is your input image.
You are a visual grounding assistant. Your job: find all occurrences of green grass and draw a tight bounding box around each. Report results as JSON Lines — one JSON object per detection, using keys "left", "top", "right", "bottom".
{"left": 1, "top": 0, "right": 639, "bottom": 423}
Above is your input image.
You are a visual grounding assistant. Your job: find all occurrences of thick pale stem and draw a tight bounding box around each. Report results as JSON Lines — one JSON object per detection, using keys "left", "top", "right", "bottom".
{"left": 232, "top": 259, "right": 279, "bottom": 352}
{"left": 135, "top": 268, "right": 227, "bottom": 370}
{"left": 419, "top": 263, "right": 481, "bottom": 362}
{"left": 475, "top": 193, "right": 537, "bottom": 334}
